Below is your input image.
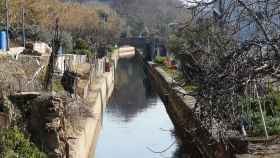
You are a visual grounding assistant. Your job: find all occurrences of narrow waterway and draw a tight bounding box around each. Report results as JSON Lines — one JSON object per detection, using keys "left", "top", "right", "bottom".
{"left": 94, "top": 57, "right": 183, "bottom": 158}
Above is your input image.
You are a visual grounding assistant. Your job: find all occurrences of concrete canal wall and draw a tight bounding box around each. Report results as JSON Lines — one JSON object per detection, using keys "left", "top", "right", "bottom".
{"left": 136, "top": 52, "right": 280, "bottom": 158}
{"left": 135, "top": 52, "right": 224, "bottom": 158}
{"left": 68, "top": 52, "right": 118, "bottom": 158}
{"left": 69, "top": 70, "right": 115, "bottom": 158}
{"left": 67, "top": 47, "right": 143, "bottom": 158}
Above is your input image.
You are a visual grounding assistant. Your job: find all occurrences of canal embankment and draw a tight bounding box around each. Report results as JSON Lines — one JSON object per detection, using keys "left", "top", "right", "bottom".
{"left": 68, "top": 68, "right": 115, "bottom": 158}
{"left": 136, "top": 53, "right": 217, "bottom": 157}
{"left": 135, "top": 50, "right": 280, "bottom": 158}
{"left": 94, "top": 55, "right": 179, "bottom": 158}
{"left": 68, "top": 46, "right": 137, "bottom": 158}
{"left": 135, "top": 51, "right": 249, "bottom": 158}
{"left": 0, "top": 42, "right": 137, "bottom": 158}
{"left": 67, "top": 51, "right": 118, "bottom": 158}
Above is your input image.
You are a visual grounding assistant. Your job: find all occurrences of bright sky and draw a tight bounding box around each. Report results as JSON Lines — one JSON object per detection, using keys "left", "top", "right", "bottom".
{"left": 179, "top": 0, "right": 211, "bottom": 6}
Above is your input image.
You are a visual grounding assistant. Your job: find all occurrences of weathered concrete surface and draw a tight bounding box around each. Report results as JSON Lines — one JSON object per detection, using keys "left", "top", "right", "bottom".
{"left": 236, "top": 144, "right": 280, "bottom": 158}
{"left": 67, "top": 50, "right": 118, "bottom": 158}
{"left": 56, "top": 54, "right": 87, "bottom": 74}
{"left": 0, "top": 47, "right": 24, "bottom": 58}
{"left": 0, "top": 42, "right": 51, "bottom": 58}
{"left": 33, "top": 42, "right": 52, "bottom": 55}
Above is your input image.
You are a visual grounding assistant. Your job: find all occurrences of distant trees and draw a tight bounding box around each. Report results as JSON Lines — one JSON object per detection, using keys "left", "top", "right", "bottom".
{"left": 111, "top": 0, "right": 187, "bottom": 39}
{"left": 0, "top": 0, "right": 122, "bottom": 54}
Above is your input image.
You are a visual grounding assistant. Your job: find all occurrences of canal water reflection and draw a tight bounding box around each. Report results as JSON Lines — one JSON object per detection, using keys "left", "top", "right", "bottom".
{"left": 94, "top": 57, "right": 183, "bottom": 158}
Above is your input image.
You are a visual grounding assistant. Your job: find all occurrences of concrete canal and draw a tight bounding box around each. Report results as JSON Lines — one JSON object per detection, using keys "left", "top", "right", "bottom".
{"left": 93, "top": 56, "right": 183, "bottom": 158}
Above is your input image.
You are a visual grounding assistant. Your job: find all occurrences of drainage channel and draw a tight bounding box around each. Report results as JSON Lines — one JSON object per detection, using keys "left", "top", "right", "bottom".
{"left": 92, "top": 57, "right": 183, "bottom": 158}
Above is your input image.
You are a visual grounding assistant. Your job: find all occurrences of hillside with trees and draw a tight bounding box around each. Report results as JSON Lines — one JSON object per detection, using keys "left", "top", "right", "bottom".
{"left": 63, "top": 0, "right": 188, "bottom": 40}
{"left": 0, "top": 0, "right": 122, "bottom": 55}
{"left": 111, "top": 0, "right": 188, "bottom": 39}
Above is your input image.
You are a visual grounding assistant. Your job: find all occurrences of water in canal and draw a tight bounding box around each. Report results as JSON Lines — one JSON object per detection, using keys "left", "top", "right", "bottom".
{"left": 94, "top": 57, "right": 184, "bottom": 158}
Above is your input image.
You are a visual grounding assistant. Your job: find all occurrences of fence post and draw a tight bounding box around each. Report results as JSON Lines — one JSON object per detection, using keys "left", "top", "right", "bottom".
{"left": 254, "top": 83, "right": 269, "bottom": 140}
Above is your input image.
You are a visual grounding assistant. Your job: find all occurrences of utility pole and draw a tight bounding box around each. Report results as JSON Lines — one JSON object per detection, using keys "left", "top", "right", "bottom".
{"left": 5, "top": 0, "right": 9, "bottom": 51}
{"left": 21, "top": 0, "right": 26, "bottom": 48}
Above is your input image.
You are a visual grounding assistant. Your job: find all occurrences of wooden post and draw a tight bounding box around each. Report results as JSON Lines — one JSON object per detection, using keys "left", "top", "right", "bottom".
{"left": 254, "top": 83, "right": 269, "bottom": 140}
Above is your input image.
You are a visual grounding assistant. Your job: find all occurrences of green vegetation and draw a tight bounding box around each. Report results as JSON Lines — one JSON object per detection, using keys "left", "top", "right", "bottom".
{"left": 183, "top": 84, "right": 198, "bottom": 92}
{"left": 240, "top": 93, "right": 280, "bottom": 137}
{"left": 72, "top": 39, "right": 94, "bottom": 56}
{"left": 74, "top": 39, "right": 90, "bottom": 51}
{"left": 268, "top": 84, "right": 280, "bottom": 111}
{"left": 154, "top": 56, "right": 166, "bottom": 65}
{"left": 162, "top": 65, "right": 176, "bottom": 76}
{"left": 0, "top": 128, "right": 47, "bottom": 158}
{"left": 167, "top": 34, "right": 184, "bottom": 54}
{"left": 53, "top": 80, "right": 65, "bottom": 93}
{"left": 155, "top": 56, "right": 200, "bottom": 93}
{"left": 251, "top": 114, "right": 280, "bottom": 136}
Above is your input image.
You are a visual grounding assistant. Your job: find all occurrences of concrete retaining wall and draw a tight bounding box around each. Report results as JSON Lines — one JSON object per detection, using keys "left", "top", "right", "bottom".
{"left": 69, "top": 69, "right": 115, "bottom": 158}
{"left": 135, "top": 52, "right": 219, "bottom": 158}
{"left": 68, "top": 51, "right": 118, "bottom": 158}
{"left": 33, "top": 42, "right": 52, "bottom": 55}
{"left": 56, "top": 54, "right": 87, "bottom": 74}
{"left": 136, "top": 51, "right": 250, "bottom": 157}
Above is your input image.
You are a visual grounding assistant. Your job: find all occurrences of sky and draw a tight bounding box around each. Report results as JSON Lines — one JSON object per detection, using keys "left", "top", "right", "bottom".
{"left": 179, "top": 0, "right": 210, "bottom": 6}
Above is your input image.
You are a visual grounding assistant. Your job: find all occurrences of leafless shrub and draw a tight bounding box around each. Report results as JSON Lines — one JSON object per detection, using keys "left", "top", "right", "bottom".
{"left": 173, "top": 0, "right": 280, "bottom": 142}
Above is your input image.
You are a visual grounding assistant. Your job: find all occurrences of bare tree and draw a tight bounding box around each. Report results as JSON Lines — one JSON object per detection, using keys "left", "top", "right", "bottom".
{"left": 170, "top": 0, "right": 280, "bottom": 155}
{"left": 45, "top": 18, "right": 61, "bottom": 91}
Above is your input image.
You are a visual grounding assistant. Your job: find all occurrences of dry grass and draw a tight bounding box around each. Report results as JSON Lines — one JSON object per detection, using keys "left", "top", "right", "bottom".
{"left": 0, "top": 55, "right": 43, "bottom": 92}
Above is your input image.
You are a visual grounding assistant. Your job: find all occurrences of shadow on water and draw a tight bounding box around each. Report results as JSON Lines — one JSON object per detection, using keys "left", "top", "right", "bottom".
{"left": 107, "top": 57, "right": 156, "bottom": 122}
{"left": 94, "top": 57, "right": 186, "bottom": 158}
